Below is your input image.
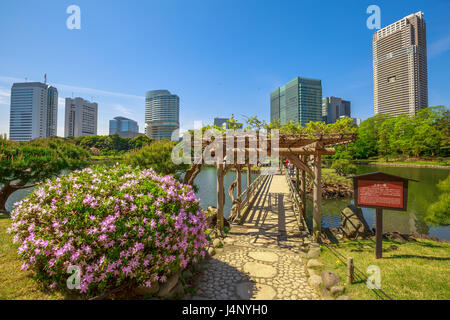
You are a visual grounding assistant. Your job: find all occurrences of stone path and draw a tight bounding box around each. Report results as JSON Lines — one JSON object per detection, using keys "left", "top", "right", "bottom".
{"left": 192, "top": 174, "right": 320, "bottom": 300}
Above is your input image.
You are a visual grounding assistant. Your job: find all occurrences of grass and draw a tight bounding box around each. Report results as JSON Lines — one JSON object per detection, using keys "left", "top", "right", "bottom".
{"left": 316, "top": 238, "right": 450, "bottom": 300}
{"left": 0, "top": 215, "right": 65, "bottom": 300}
{"left": 353, "top": 158, "right": 450, "bottom": 167}
{"left": 322, "top": 168, "right": 352, "bottom": 187}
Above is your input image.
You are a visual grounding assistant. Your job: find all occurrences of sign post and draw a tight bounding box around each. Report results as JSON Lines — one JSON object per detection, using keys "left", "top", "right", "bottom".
{"left": 352, "top": 172, "right": 417, "bottom": 259}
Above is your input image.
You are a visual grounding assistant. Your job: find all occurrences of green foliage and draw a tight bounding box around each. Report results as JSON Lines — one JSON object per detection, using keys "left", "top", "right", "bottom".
{"left": 334, "top": 106, "right": 449, "bottom": 160}
{"left": 125, "top": 140, "right": 189, "bottom": 177}
{"left": 426, "top": 175, "right": 450, "bottom": 226}
{"left": 73, "top": 134, "right": 152, "bottom": 155}
{"left": 0, "top": 137, "right": 90, "bottom": 186}
{"left": 8, "top": 164, "right": 207, "bottom": 297}
{"left": 331, "top": 159, "right": 357, "bottom": 176}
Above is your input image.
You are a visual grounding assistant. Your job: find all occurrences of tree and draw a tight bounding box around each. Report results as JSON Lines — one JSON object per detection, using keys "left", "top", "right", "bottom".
{"left": 130, "top": 135, "right": 152, "bottom": 150}
{"left": 0, "top": 137, "right": 90, "bottom": 213}
{"left": 124, "top": 140, "right": 189, "bottom": 177}
{"left": 426, "top": 175, "right": 450, "bottom": 226}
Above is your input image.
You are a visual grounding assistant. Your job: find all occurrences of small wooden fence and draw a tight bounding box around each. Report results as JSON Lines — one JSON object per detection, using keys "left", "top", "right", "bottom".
{"left": 284, "top": 169, "right": 309, "bottom": 233}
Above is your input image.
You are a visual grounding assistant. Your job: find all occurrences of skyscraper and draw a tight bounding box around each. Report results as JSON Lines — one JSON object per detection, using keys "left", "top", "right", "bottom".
{"left": 270, "top": 77, "right": 322, "bottom": 126}
{"left": 373, "top": 11, "right": 428, "bottom": 116}
{"left": 145, "top": 90, "right": 179, "bottom": 140}
{"left": 109, "top": 116, "right": 140, "bottom": 138}
{"left": 64, "top": 97, "right": 98, "bottom": 137}
{"left": 9, "top": 82, "right": 58, "bottom": 141}
{"left": 322, "top": 97, "right": 351, "bottom": 124}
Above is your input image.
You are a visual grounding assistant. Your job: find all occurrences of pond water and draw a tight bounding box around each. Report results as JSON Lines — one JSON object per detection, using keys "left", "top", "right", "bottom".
{"left": 307, "top": 165, "right": 450, "bottom": 240}
{"left": 4, "top": 164, "right": 449, "bottom": 240}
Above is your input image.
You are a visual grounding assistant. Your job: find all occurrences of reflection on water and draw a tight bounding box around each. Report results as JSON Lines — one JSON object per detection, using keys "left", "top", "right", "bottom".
{"left": 306, "top": 165, "right": 450, "bottom": 240}
{"left": 193, "top": 167, "right": 259, "bottom": 217}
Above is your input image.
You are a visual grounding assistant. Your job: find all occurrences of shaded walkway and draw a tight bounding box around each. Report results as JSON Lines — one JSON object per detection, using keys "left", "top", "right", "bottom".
{"left": 192, "top": 174, "right": 319, "bottom": 300}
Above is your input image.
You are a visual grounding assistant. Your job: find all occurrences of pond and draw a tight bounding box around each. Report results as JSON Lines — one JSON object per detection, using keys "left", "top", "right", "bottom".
{"left": 306, "top": 165, "right": 449, "bottom": 241}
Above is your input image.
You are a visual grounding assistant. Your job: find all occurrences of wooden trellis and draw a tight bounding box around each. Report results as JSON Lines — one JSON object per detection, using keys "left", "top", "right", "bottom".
{"left": 182, "top": 132, "right": 357, "bottom": 240}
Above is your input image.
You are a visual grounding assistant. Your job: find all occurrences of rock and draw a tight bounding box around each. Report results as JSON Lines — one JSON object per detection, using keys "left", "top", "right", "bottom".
{"left": 330, "top": 286, "right": 345, "bottom": 295}
{"left": 307, "top": 259, "right": 324, "bottom": 268}
{"left": 340, "top": 205, "right": 372, "bottom": 239}
{"left": 213, "top": 238, "right": 222, "bottom": 248}
{"left": 321, "top": 270, "right": 341, "bottom": 289}
{"left": 307, "top": 247, "right": 321, "bottom": 258}
{"left": 158, "top": 272, "right": 180, "bottom": 298}
{"left": 243, "top": 262, "right": 277, "bottom": 278}
{"left": 308, "top": 275, "right": 322, "bottom": 288}
{"left": 205, "top": 207, "right": 230, "bottom": 229}
{"left": 168, "top": 281, "right": 184, "bottom": 299}
{"left": 336, "top": 295, "right": 351, "bottom": 300}
{"left": 134, "top": 281, "right": 160, "bottom": 296}
{"left": 307, "top": 268, "right": 318, "bottom": 276}
{"left": 207, "top": 247, "right": 215, "bottom": 257}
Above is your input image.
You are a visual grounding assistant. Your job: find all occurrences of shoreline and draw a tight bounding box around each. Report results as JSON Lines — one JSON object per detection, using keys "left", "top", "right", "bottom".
{"left": 364, "top": 162, "right": 450, "bottom": 169}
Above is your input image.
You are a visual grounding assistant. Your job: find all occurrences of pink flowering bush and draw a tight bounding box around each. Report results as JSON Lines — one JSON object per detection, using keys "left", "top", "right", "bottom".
{"left": 8, "top": 164, "right": 208, "bottom": 297}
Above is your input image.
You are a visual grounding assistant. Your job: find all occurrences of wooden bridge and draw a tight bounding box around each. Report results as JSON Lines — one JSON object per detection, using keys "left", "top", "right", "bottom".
{"left": 182, "top": 130, "right": 356, "bottom": 300}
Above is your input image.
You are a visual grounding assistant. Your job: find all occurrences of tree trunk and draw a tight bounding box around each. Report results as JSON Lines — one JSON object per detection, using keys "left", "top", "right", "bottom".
{"left": 0, "top": 182, "right": 15, "bottom": 214}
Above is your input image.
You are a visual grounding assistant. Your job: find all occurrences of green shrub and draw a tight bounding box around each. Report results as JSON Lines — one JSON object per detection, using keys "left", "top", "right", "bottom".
{"left": 8, "top": 164, "right": 208, "bottom": 297}
{"left": 331, "top": 159, "right": 357, "bottom": 176}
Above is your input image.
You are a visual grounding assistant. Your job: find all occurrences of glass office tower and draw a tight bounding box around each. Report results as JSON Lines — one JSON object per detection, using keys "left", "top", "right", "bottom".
{"left": 145, "top": 90, "right": 179, "bottom": 140}
{"left": 109, "top": 116, "right": 140, "bottom": 138}
{"left": 270, "top": 77, "right": 322, "bottom": 126}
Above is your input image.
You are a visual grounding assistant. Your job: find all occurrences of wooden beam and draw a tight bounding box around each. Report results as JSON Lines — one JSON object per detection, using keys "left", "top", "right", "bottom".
{"left": 217, "top": 163, "right": 225, "bottom": 232}
{"left": 313, "top": 154, "right": 322, "bottom": 241}
{"left": 300, "top": 155, "right": 307, "bottom": 220}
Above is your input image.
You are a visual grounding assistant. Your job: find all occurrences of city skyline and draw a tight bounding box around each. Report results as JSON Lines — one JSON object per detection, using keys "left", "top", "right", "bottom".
{"left": 1, "top": 1, "right": 449, "bottom": 137}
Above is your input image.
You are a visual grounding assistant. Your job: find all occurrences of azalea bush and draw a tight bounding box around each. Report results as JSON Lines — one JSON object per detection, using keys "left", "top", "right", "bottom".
{"left": 8, "top": 164, "right": 208, "bottom": 297}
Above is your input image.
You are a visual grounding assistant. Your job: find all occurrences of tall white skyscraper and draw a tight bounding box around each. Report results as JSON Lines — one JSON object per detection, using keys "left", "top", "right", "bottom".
{"left": 145, "top": 90, "right": 179, "bottom": 140}
{"left": 9, "top": 82, "right": 58, "bottom": 141}
{"left": 64, "top": 97, "right": 98, "bottom": 137}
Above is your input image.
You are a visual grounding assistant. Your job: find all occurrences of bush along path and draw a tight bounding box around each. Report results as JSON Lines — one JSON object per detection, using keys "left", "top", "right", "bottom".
{"left": 189, "top": 174, "right": 321, "bottom": 300}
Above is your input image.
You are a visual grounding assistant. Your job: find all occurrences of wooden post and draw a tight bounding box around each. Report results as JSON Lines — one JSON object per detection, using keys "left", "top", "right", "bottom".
{"left": 300, "top": 156, "right": 306, "bottom": 220}
{"left": 217, "top": 163, "right": 224, "bottom": 232}
{"left": 376, "top": 208, "right": 383, "bottom": 259}
{"left": 295, "top": 166, "right": 300, "bottom": 193}
{"left": 247, "top": 163, "right": 251, "bottom": 189}
{"left": 237, "top": 165, "right": 242, "bottom": 216}
{"left": 313, "top": 154, "right": 322, "bottom": 241}
{"left": 347, "top": 257, "right": 354, "bottom": 284}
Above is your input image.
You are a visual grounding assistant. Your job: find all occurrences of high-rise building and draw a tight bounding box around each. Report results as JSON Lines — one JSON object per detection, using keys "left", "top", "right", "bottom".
{"left": 214, "top": 117, "right": 228, "bottom": 128}
{"left": 322, "top": 97, "right": 351, "bottom": 124}
{"left": 9, "top": 82, "right": 58, "bottom": 141}
{"left": 373, "top": 11, "right": 428, "bottom": 116}
{"left": 145, "top": 90, "right": 179, "bottom": 140}
{"left": 270, "top": 77, "right": 322, "bottom": 126}
{"left": 109, "top": 116, "right": 140, "bottom": 138}
{"left": 64, "top": 97, "right": 98, "bottom": 137}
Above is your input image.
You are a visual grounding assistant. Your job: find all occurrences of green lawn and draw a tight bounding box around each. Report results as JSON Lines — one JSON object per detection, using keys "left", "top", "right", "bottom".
{"left": 0, "top": 215, "right": 65, "bottom": 300}
{"left": 316, "top": 238, "right": 450, "bottom": 300}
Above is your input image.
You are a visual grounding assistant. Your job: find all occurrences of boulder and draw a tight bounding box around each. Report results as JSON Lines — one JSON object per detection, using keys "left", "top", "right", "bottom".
{"left": 321, "top": 270, "right": 341, "bottom": 289}
{"left": 307, "top": 268, "right": 318, "bottom": 276}
{"left": 308, "top": 275, "right": 322, "bottom": 288}
{"left": 206, "top": 207, "right": 230, "bottom": 229}
{"left": 307, "top": 247, "right": 321, "bottom": 258}
{"left": 340, "top": 205, "right": 372, "bottom": 239}
{"left": 307, "top": 259, "right": 324, "bottom": 268}
{"left": 207, "top": 247, "right": 215, "bottom": 257}
{"left": 330, "top": 285, "right": 345, "bottom": 295}
{"left": 134, "top": 281, "right": 159, "bottom": 296}
{"left": 158, "top": 272, "right": 180, "bottom": 298}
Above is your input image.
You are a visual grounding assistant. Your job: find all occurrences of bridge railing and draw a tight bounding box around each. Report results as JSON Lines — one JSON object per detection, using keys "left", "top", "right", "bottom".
{"left": 230, "top": 172, "right": 268, "bottom": 224}
{"left": 284, "top": 169, "right": 309, "bottom": 233}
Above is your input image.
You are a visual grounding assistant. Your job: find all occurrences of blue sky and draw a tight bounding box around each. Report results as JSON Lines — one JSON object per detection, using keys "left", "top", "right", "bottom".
{"left": 0, "top": 0, "right": 449, "bottom": 136}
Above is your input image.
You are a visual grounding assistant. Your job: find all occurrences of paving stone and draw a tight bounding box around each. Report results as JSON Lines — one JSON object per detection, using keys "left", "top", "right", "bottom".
{"left": 236, "top": 282, "right": 277, "bottom": 300}
{"left": 248, "top": 251, "right": 279, "bottom": 262}
{"left": 243, "top": 262, "right": 277, "bottom": 278}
